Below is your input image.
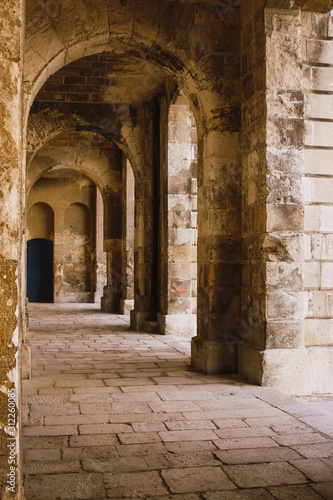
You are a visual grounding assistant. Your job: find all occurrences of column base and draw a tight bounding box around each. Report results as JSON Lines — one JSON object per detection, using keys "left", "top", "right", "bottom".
{"left": 101, "top": 286, "right": 120, "bottom": 313}
{"left": 158, "top": 313, "right": 197, "bottom": 339}
{"left": 120, "top": 299, "right": 134, "bottom": 315}
{"left": 191, "top": 337, "right": 237, "bottom": 374}
{"left": 130, "top": 310, "right": 152, "bottom": 331}
{"left": 238, "top": 343, "right": 333, "bottom": 395}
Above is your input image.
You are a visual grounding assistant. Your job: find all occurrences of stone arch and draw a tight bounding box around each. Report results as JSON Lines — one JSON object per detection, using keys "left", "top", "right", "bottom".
{"left": 25, "top": 0, "right": 244, "bottom": 372}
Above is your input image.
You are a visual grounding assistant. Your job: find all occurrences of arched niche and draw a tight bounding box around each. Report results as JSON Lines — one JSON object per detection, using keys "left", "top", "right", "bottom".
{"left": 26, "top": 202, "right": 54, "bottom": 241}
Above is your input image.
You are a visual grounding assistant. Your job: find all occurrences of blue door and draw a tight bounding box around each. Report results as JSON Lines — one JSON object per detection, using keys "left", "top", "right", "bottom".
{"left": 27, "top": 239, "right": 54, "bottom": 302}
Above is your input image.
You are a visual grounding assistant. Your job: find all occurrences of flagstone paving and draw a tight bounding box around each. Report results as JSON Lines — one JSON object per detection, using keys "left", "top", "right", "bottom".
{"left": 23, "top": 304, "right": 333, "bottom": 499}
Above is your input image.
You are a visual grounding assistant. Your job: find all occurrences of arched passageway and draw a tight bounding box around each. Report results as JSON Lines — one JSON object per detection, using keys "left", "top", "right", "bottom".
{"left": 1, "top": 3, "right": 333, "bottom": 497}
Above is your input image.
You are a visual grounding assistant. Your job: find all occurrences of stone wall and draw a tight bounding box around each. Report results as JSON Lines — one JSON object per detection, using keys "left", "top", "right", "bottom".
{"left": 27, "top": 171, "right": 104, "bottom": 303}
{"left": 302, "top": 12, "right": 333, "bottom": 381}
{"left": 0, "top": 1, "right": 24, "bottom": 497}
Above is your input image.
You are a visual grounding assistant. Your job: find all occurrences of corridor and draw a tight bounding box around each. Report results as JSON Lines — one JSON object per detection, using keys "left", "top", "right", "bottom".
{"left": 23, "top": 305, "right": 333, "bottom": 499}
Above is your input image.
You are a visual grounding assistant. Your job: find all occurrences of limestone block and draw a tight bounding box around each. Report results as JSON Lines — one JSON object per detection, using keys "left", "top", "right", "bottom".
{"left": 304, "top": 205, "right": 320, "bottom": 232}
{"left": 305, "top": 120, "right": 333, "bottom": 148}
{"left": 303, "top": 261, "right": 320, "bottom": 289}
{"left": 306, "top": 177, "right": 333, "bottom": 204}
{"left": 266, "top": 262, "right": 302, "bottom": 292}
{"left": 304, "top": 149, "right": 333, "bottom": 176}
{"left": 158, "top": 313, "right": 197, "bottom": 339}
{"left": 321, "top": 262, "right": 333, "bottom": 288}
{"left": 304, "top": 234, "right": 312, "bottom": 261}
{"left": 266, "top": 205, "right": 303, "bottom": 232}
{"left": 306, "top": 39, "right": 333, "bottom": 65}
{"left": 266, "top": 291, "right": 303, "bottom": 321}
{"left": 320, "top": 207, "right": 333, "bottom": 232}
{"left": 261, "top": 347, "right": 333, "bottom": 395}
{"left": 191, "top": 337, "right": 237, "bottom": 374}
{"left": 305, "top": 93, "right": 333, "bottom": 120}
{"left": 305, "top": 318, "right": 333, "bottom": 346}
{"left": 311, "top": 67, "right": 333, "bottom": 92}
{"left": 266, "top": 321, "right": 304, "bottom": 349}
{"left": 322, "top": 234, "right": 333, "bottom": 260}
{"left": 311, "top": 290, "right": 333, "bottom": 318}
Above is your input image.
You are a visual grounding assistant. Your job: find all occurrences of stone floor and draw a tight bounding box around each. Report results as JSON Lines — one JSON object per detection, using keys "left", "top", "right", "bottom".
{"left": 23, "top": 304, "right": 333, "bottom": 500}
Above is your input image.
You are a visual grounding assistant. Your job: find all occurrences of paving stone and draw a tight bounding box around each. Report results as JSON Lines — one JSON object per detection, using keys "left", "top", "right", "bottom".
{"left": 23, "top": 425, "right": 78, "bottom": 437}
{"left": 268, "top": 484, "right": 326, "bottom": 499}
{"left": 79, "top": 423, "right": 132, "bottom": 434}
{"left": 116, "top": 443, "right": 168, "bottom": 457}
{"left": 108, "top": 412, "right": 184, "bottom": 423}
{"left": 211, "top": 419, "right": 249, "bottom": 429}
{"left": 215, "top": 446, "right": 302, "bottom": 465}
{"left": 244, "top": 416, "right": 300, "bottom": 427}
{"left": 272, "top": 433, "right": 329, "bottom": 446}
{"left": 214, "top": 427, "right": 276, "bottom": 438}
{"left": 164, "top": 420, "right": 217, "bottom": 431}
{"left": 24, "top": 448, "right": 61, "bottom": 462}
{"left": 165, "top": 441, "right": 218, "bottom": 454}
{"left": 311, "top": 482, "right": 333, "bottom": 499}
{"left": 223, "top": 462, "right": 308, "bottom": 488}
{"left": 131, "top": 421, "right": 166, "bottom": 432}
{"left": 24, "top": 472, "right": 105, "bottom": 499}
{"left": 291, "top": 458, "right": 333, "bottom": 482}
{"left": 104, "top": 471, "right": 169, "bottom": 497}
{"left": 213, "top": 437, "right": 279, "bottom": 450}
{"left": 118, "top": 431, "right": 161, "bottom": 444}
{"left": 203, "top": 489, "right": 275, "bottom": 499}
{"left": 149, "top": 401, "right": 202, "bottom": 413}
{"left": 146, "top": 495, "right": 201, "bottom": 500}
{"left": 82, "top": 456, "right": 147, "bottom": 472}
{"left": 23, "top": 436, "right": 69, "bottom": 449}
{"left": 300, "top": 415, "right": 333, "bottom": 438}
{"left": 271, "top": 424, "right": 315, "bottom": 434}
{"left": 23, "top": 460, "right": 81, "bottom": 475}
{"left": 144, "top": 454, "right": 172, "bottom": 470}
{"left": 161, "top": 466, "right": 236, "bottom": 493}
{"left": 167, "top": 452, "right": 221, "bottom": 468}
{"left": 290, "top": 442, "right": 333, "bottom": 458}
{"left": 63, "top": 446, "right": 118, "bottom": 460}
{"left": 44, "top": 414, "right": 109, "bottom": 425}
{"left": 69, "top": 434, "right": 118, "bottom": 447}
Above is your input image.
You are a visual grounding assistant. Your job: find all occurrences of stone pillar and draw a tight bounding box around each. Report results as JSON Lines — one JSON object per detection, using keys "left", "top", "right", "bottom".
{"left": 238, "top": 5, "right": 307, "bottom": 392}
{"left": 0, "top": 0, "right": 24, "bottom": 497}
{"left": 53, "top": 206, "right": 65, "bottom": 303}
{"left": 95, "top": 187, "right": 106, "bottom": 303}
{"left": 101, "top": 148, "right": 123, "bottom": 312}
{"left": 158, "top": 92, "right": 198, "bottom": 338}
{"left": 120, "top": 157, "right": 135, "bottom": 315}
{"left": 130, "top": 104, "right": 155, "bottom": 330}
{"left": 192, "top": 124, "right": 242, "bottom": 374}
{"left": 101, "top": 239, "right": 122, "bottom": 313}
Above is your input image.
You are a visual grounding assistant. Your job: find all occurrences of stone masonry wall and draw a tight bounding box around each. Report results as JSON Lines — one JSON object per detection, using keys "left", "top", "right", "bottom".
{"left": 303, "top": 13, "right": 333, "bottom": 348}
{"left": 27, "top": 172, "right": 99, "bottom": 303}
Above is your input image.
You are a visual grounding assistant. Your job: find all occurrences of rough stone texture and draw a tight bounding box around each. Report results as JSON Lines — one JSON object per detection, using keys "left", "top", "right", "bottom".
{"left": 0, "top": 1, "right": 333, "bottom": 495}
{"left": 0, "top": 0, "right": 24, "bottom": 498}
{"left": 21, "top": 304, "right": 333, "bottom": 499}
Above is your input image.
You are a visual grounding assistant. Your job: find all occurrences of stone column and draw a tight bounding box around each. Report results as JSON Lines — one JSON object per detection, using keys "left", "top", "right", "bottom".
{"left": 0, "top": 0, "right": 24, "bottom": 497}
{"left": 158, "top": 92, "right": 198, "bottom": 338}
{"left": 130, "top": 104, "right": 155, "bottom": 330}
{"left": 95, "top": 187, "right": 106, "bottom": 303}
{"left": 120, "top": 157, "right": 135, "bottom": 315}
{"left": 101, "top": 187, "right": 122, "bottom": 312}
{"left": 238, "top": 5, "right": 306, "bottom": 393}
{"left": 191, "top": 118, "right": 242, "bottom": 373}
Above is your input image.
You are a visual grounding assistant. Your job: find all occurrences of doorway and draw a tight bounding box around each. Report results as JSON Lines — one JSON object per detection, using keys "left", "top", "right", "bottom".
{"left": 27, "top": 238, "right": 54, "bottom": 302}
